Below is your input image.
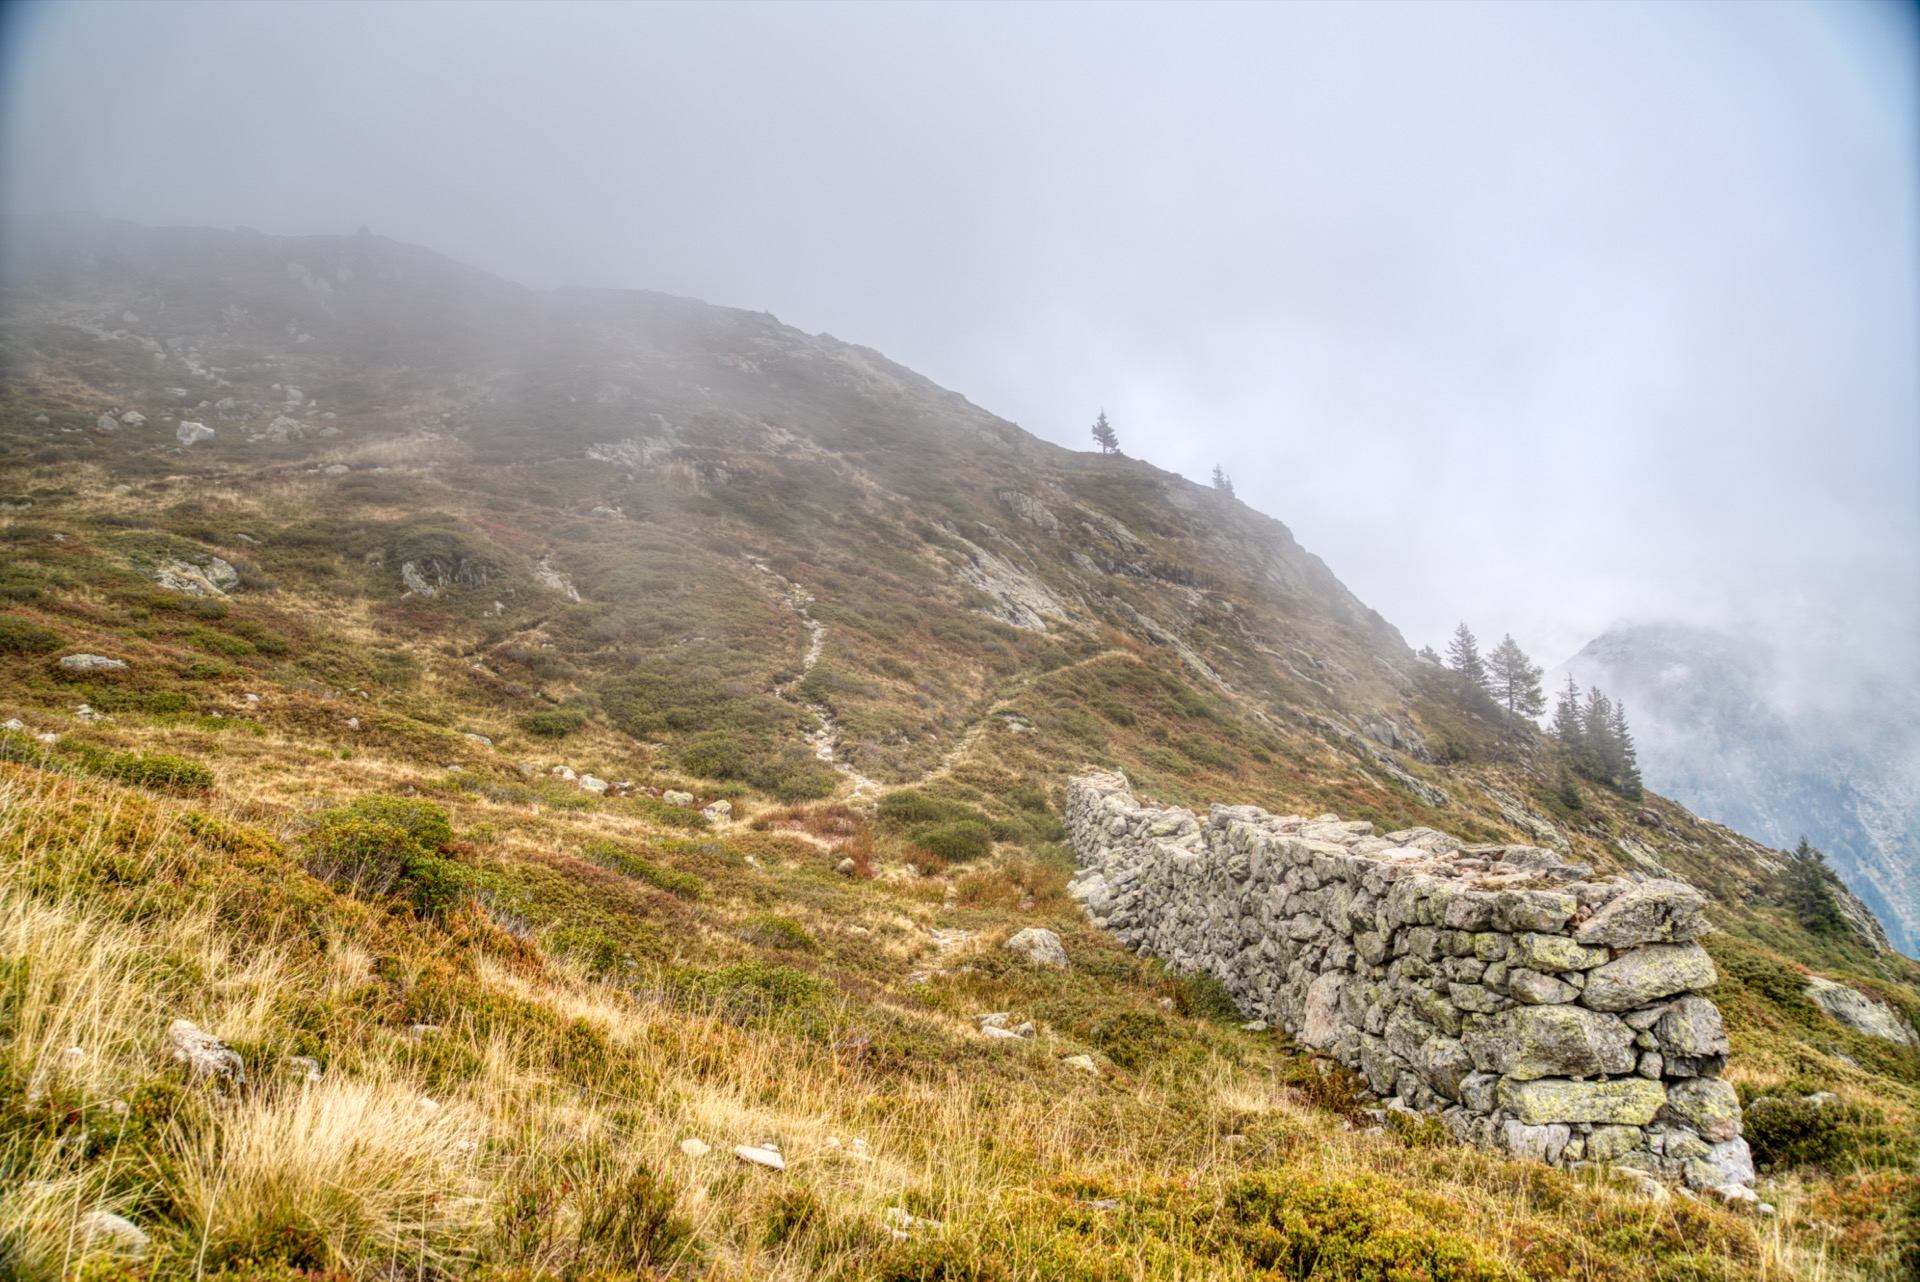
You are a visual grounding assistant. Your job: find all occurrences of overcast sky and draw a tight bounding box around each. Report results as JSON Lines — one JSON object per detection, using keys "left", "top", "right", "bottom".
{"left": 3, "top": 0, "right": 1915, "bottom": 688}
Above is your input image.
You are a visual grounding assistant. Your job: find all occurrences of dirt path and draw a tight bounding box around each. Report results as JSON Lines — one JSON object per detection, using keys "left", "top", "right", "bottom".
{"left": 750, "top": 558, "right": 881, "bottom": 803}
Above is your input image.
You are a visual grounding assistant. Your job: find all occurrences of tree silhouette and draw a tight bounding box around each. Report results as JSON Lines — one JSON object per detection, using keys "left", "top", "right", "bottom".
{"left": 1486, "top": 634, "right": 1546, "bottom": 721}
{"left": 1446, "top": 623, "right": 1490, "bottom": 696}
{"left": 1211, "top": 465, "right": 1234, "bottom": 496}
{"left": 1091, "top": 410, "right": 1119, "bottom": 455}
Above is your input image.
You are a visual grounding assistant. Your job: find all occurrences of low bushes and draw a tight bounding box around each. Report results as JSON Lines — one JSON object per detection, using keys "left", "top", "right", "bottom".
{"left": 581, "top": 839, "right": 702, "bottom": 899}
{"left": 0, "top": 614, "right": 63, "bottom": 653}
{"left": 302, "top": 796, "right": 469, "bottom": 916}
{"left": 91, "top": 750, "right": 214, "bottom": 792}
{"left": 519, "top": 707, "right": 586, "bottom": 738}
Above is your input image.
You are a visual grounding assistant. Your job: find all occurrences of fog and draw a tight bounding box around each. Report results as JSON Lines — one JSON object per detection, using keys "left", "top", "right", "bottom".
{"left": 3, "top": 0, "right": 1915, "bottom": 700}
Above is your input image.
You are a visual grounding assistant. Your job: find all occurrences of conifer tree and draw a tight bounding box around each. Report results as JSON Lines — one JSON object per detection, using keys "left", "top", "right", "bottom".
{"left": 1609, "top": 700, "right": 1644, "bottom": 799}
{"left": 1211, "top": 464, "right": 1234, "bottom": 496}
{"left": 1786, "top": 837, "right": 1848, "bottom": 939}
{"left": 1550, "top": 676, "right": 1584, "bottom": 748}
{"left": 1582, "top": 686, "right": 1617, "bottom": 780}
{"left": 1446, "top": 624, "right": 1490, "bottom": 697}
{"left": 1486, "top": 634, "right": 1546, "bottom": 720}
{"left": 1091, "top": 410, "right": 1119, "bottom": 455}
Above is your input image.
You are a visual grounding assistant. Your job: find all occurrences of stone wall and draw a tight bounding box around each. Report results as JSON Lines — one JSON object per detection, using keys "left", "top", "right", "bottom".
{"left": 1066, "top": 772, "right": 1755, "bottom": 1201}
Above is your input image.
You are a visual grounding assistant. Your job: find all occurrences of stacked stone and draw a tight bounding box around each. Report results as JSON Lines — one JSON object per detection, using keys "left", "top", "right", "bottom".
{"left": 1065, "top": 772, "right": 1754, "bottom": 1202}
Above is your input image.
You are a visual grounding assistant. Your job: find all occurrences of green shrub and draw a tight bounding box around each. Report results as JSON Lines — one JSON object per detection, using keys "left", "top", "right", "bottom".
{"left": 519, "top": 707, "right": 586, "bottom": 738}
{"left": 574, "top": 1163, "right": 691, "bottom": 1270}
{"left": 581, "top": 839, "right": 701, "bottom": 898}
{"left": 1744, "top": 1096, "right": 1852, "bottom": 1170}
{"left": 303, "top": 816, "right": 416, "bottom": 896}
{"left": 226, "top": 619, "right": 291, "bottom": 654}
{"left": 682, "top": 731, "right": 748, "bottom": 779}
{"left": 686, "top": 961, "right": 831, "bottom": 1022}
{"left": 184, "top": 627, "right": 255, "bottom": 657}
{"left": 1089, "top": 1009, "right": 1176, "bottom": 1071}
{"left": 301, "top": 796, "right": 464, "bottom": 913}
{"left": 550, "top": 925, "right": 627, "bottom": 972}
{"left": 94, "top": 751, "right": 214, "bottom": 792}
{"left": 0, "top": 614, "right": 63, "bottom": 653}
{"left": 910, "top": 820, "right": 993, "bottom": 863}
{"left": 340, "top": 795, "right": 454, "bottom": 852}
{"left": 1220, "top": 1171, "right": 1511, "bottom": 1282}
{"left": 739, "top": 914, "right": 818, "bottom": 951}
{"left": 1171, "top": 970, "right": 1244, "bottom": 1023}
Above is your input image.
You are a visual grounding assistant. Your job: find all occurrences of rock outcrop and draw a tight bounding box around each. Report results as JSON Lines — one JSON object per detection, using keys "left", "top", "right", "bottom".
{"left": 1066, "top": 772, "right": 1754, "bottom": 1201}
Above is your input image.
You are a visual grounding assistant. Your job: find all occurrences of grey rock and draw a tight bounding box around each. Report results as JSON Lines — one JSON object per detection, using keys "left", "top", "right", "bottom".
{"left": 1005, "top": 927, "right": 1068, "bottom": 968}
{"left": 1497, "top": 1077, "right": 1667, "bottom": 1126}
{"left": 165, "top": 1019, "right": 245, "bottom": 1086}
{"left": 1661, "top": 1077, "right": 1742, "bottom": 1142}
{"left": 58, "top": 653, "right": 129, "bottom": 672}
{"left": 1654, "top": 995, "right": 1730, "bottom": 1075}
{"left": 176, "top": 420, "right": 215, "bottom": 446}
{"left": 96, "top": 413, "right": 120, "bottom": 432}
{"left": 1580, "top": 943, "right": 1717, "bottom": 1012}
{"left": 1803, "top": 976, "right": 1919, "bottom": 1046}
{"left": 1510, "top": 933, "right": 1609, "bottom": 972}
{"left": 1508, "top": 969, "right": 1580, "bottom": 1005}
{"left": 1574, "top": 878, "right": 1711, "bottom": 947}
{"left": 1465, "top": 1004, "right": 1637, "bottom": 1080}
{"left": 1685, "top": 1137, "right": 1755, "bottom": 1191}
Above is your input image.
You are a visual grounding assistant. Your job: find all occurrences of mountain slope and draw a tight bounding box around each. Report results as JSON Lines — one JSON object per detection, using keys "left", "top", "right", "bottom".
{"left": 2, "top": 215, "right": 1918, "bottom": 1281}
{"left": 1562, "top": 624, "right": 1920, "bottom": 957}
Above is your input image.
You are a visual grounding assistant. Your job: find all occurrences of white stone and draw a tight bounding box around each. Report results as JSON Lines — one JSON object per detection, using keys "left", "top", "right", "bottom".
{"left": 678, "top": 1137, "right": 711, "bottom": 1158}
{"left": 1064, "top": 1054, "right": 1101, "bottom": 1075}
{"left": 176, "top": 421, "right": 215, "bottom": 446}
{"left": 78, "top": 1211, "right": 150, "bottom": 1257}
{"left": 733, "top": 1144, "right": 786, "bottom": 1170}
{"left": 580, "top": 775, "right": 608, "bottom": 793}
{"left": 59, "top": 654, "right": 128, "bottom": 672}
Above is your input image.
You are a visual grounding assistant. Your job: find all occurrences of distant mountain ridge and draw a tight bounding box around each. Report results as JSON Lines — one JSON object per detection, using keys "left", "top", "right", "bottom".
{"left": 1562, "top": 623, "right": 1920, "bottom": 956}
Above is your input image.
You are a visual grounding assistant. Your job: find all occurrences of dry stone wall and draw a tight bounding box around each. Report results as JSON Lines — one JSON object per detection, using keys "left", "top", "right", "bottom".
{"left": 1066, "top": 772, "right": 1756, "bottom": 1201}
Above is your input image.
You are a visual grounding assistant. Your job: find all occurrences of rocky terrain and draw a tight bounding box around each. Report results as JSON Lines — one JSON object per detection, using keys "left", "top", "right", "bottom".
{"left": 0, "top": 214, "right": 1917, "bottom": 1280}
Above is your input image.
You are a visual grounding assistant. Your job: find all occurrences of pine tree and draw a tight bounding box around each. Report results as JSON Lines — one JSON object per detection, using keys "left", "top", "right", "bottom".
{"left": 1091, "top": 410, "right": 1119, "bottom": 455}
{"left": 1446, "top": 623, "right": 1489, "bottom": 696}
{"left": 1785, "top": 837, "right": 1848, "bottom": 939}
{"left": 1486, "top": 634, "right": 1546, "bottom": 721}
{"left": 1211, "top": 464, "right": 1234, "bottom": 497}
{"left": 1609, "top": 700, "right": 1643, "bottom": 800}
{"left": 1550, "top": 676, "right": 1584, "bottom": 749}
{"left": 1582, "top": 687, "right": 1617, "bottom": 780}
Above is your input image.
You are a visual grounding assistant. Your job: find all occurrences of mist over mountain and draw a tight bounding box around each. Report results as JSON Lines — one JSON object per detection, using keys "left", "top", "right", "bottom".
{"left": 1561, "top": 623, "right": 1920, "bottom": 957}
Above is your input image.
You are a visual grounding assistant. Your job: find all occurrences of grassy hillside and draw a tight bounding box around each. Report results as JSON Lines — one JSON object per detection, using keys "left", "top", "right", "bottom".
{"left": 0, "top": 216, "right": 1916, "bottom": 1280}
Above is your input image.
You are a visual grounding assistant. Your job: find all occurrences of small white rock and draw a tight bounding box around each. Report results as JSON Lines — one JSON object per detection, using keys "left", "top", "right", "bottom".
{"left": 733, "top": 1144, "right": 785, "bottom": 1170}
{"left": 77, "top": 1211, "right": 150, "bottom": 1258}
{"left": 679, "top": 1137, "right": 711, "bottom": 1158}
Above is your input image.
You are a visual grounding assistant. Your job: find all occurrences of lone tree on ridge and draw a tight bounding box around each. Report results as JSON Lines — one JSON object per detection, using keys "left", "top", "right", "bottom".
{"left": 1091, "top": 410, "right": 1119, "bottom": 455}
{"left": 1211, "top": 464, "right": 1234, "bottom": 496}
